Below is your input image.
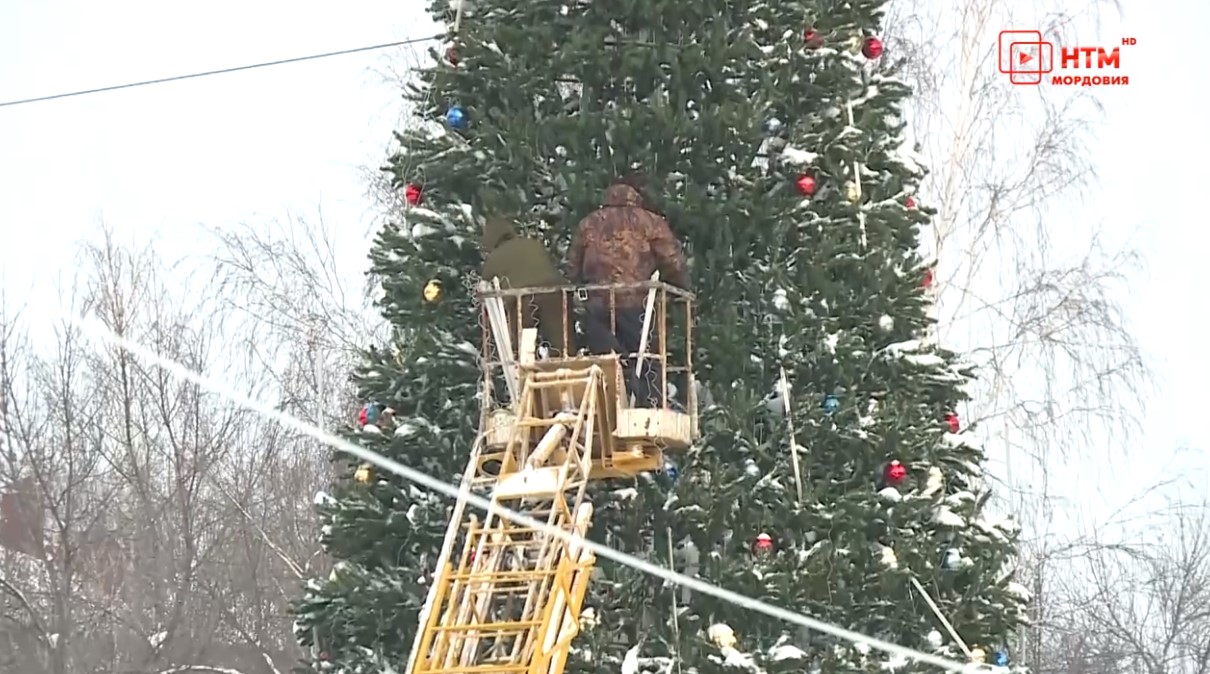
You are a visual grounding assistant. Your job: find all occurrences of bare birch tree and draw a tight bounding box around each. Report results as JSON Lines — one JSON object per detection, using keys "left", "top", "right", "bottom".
{"left": 885, "top": 0, "right": 1144, "bottom": 480}
{"left": 206, "top": 214, "right": 388, "bottom": 664}
{"left": 210, "top": 214, "right": 386, "bottom": 430}
{"left": 881, "top": 6, "right": 1149, "bottom": 667}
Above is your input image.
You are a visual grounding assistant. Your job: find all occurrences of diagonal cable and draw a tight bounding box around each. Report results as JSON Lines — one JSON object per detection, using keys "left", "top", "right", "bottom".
{"left": 0, "top": 36, "right": 441, "bottom": 109}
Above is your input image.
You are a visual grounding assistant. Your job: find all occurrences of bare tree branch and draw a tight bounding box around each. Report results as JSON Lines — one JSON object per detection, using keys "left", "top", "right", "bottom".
{"left": 208, "top": 215, "right": 384, "bottom": 427}
{"left": 1033, "top": 502, "right": 1210, "bottom": 674}
{"left": 210, "top": 482, "right": 304, "bottom": 580}
{"left": 2, "top": 227, "right": 317, "bottom": 674}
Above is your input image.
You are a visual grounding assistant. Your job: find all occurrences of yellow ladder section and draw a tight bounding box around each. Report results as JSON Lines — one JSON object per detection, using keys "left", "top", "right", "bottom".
{"left": 408, "top": 364, "right": 605, "bottom": 674}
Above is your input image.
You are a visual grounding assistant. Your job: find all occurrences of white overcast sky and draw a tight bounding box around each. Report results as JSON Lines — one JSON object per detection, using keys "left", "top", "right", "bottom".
{"left": 0, "top": 0, "right": 1205, "bottom": 539}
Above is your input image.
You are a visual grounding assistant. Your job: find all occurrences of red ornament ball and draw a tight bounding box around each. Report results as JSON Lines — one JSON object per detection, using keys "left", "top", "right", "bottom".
{"left": 862, "top": 36, "right": 884, "bottom": 59}
{"left": 885, "top": 460, "right": 907, "bottom": 486}
{"left": 804, "top": 29, "right": 824, "bottom": 49}
{"left": 906, "top": 196, "right": 916, "bottom": 208}
{"left": 795, "top": 174, "right": 817, "bottom": 196}
{"left": 318, "top": 651, "right": 330, "bottom": 661}
{"left": 357, "top": 407, "right": 368, "bottom": 426}
{"left": 445, "top": 45, "right": 459, "bottom": 65}
{"left": 405, "top": 183, "right": 422, "bottom": 205}
{"left": 945, "top": 412, "right": 960, "bottom": 433}
{"left": 753, "top": 532, "right": 775, "bottom": 554}
{"left": 922, "top": 267, "right": 935, "bottom": 289}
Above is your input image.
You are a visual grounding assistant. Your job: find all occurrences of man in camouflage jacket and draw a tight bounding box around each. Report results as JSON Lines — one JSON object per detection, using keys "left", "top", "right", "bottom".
{"left": 567, "top": 176, "right": 689, "bottom": 407}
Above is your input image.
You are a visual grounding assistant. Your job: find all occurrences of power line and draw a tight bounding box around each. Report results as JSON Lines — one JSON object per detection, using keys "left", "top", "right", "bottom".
{"left": 0, "top": 35, "right": 441, "bottom": 109}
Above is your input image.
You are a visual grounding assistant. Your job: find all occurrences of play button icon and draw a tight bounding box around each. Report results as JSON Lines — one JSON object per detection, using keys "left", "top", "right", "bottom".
{"left": 1008, "top": 40, "right": 1053, "bottom": 84}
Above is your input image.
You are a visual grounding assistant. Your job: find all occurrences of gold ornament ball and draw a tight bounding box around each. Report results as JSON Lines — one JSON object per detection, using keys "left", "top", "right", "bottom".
{"left": 423, "top": 279, "right": 443, "bottom": 303}
{"left": 707, "top": 623, "right": 737, "bottom": 649}
{"left": 845, "top": 182, "right": 861, "bottom": 203}
{"left": 969, "top": 647, "right": 986, "bottom": 663}
{"left": 848, "top": 34, "right": 864, "bottom": 53}
{"left": 354, "top": 464, "right": 373, "bottom": 483}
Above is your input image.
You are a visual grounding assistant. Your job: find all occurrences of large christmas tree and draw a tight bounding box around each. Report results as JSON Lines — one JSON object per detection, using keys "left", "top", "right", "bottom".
{"left": 293, "top": 0, "right": 1032, "bottom": 671}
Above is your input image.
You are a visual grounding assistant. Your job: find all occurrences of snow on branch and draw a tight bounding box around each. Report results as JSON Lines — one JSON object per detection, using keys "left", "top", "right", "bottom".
{"left": 155, "top": 667, "right": 249, "bottom": 674}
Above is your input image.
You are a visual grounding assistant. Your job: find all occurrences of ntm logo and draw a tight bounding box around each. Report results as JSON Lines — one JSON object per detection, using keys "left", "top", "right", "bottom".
{"left": 998, "top": 30, "right": 1135, "bottom": 87}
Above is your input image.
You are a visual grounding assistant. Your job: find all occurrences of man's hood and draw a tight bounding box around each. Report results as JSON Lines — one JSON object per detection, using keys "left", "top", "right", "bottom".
{"left": 603, "top": 183, "right": 644, "bottom": 208}
{"left": 482, "top": 217, "right": 516, "bottom": 252}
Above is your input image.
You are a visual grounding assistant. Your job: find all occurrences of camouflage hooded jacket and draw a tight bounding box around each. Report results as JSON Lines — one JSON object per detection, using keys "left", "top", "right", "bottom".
{"left": 566, "top": 183, "right": 689, "bottom": 307}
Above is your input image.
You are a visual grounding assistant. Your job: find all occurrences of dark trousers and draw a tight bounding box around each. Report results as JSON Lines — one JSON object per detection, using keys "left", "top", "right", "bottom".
{"left": 583, "top": 303, "right": 664, "bottom": 408}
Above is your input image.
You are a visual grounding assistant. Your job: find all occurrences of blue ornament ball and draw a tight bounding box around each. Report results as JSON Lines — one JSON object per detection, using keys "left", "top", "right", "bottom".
{"left": 992, "top": 651, "right": 1009, "bottom": 667}
{"left": 446, "top": 106, "right": 467, "bottom": 128}
{"left": 662, "top": 460, "right": 679, "bottom": 481}
{"left": 822, "top": 394, "right": 840, "bottom": 414}
{"left": 363, "top": 403, "right": 383, "bottom": 425}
